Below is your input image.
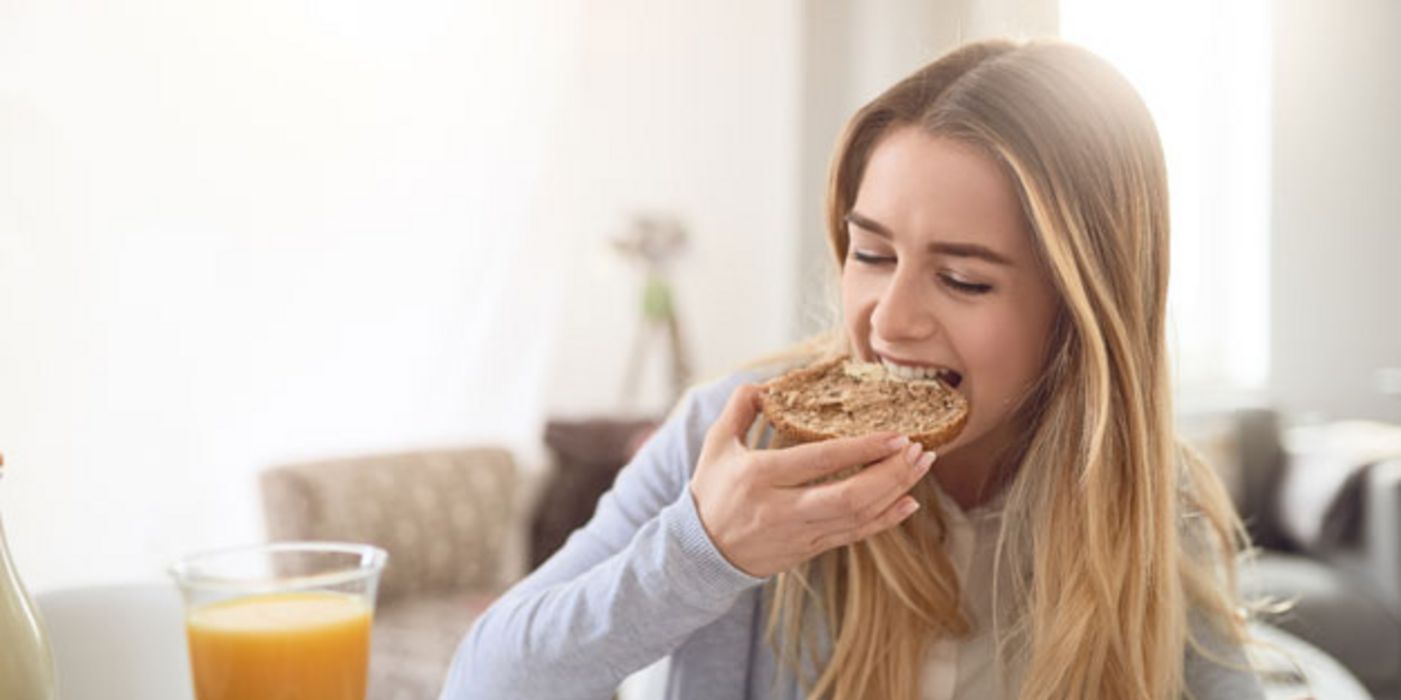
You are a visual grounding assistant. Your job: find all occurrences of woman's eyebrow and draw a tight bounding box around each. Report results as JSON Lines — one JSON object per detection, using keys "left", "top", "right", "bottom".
{"left": 845, "top": 210, "right": 1015, "bottom": 267}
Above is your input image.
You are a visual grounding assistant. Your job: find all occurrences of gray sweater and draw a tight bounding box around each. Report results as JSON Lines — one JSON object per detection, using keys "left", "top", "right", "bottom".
{"left": 439, "top": 370, "right": 1264, "bottom": 699}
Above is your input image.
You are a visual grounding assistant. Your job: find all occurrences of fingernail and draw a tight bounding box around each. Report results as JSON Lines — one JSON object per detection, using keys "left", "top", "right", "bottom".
{"left": 916, "top": 451, "right": 936, "bottom": 472}
{"left": 903, "top": 442, "right": 922, "bottom": 465}
{"left": 885, "top": 435, "right": 910, "bottom": 451}
{"left": 901, "top": 500, "right": 921, "bottom": 516}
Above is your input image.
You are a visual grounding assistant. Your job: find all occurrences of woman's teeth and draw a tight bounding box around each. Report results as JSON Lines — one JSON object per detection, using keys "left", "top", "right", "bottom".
{"left": 879, "top": 358, "right": 957, "bottom": 385}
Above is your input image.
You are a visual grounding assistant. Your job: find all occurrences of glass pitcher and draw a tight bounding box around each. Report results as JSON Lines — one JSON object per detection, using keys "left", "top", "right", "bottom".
{"left": 0, "top": 452, "right": 58, "bottom": 699}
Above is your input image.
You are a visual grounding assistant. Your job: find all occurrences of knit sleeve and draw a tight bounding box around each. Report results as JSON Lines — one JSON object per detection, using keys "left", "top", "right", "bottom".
{"left": 438, "top": 372, "right": 769, "bottom": 700}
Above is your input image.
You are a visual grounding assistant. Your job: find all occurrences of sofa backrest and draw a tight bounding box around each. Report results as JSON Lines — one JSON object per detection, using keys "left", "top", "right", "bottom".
{"left": 261, "top": 447, "right": 517, "bottom": 604}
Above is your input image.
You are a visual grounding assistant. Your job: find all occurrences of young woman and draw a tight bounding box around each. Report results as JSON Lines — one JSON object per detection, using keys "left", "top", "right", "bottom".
{"left": 441, "top": 38, "right": 1261, "bottom": 699}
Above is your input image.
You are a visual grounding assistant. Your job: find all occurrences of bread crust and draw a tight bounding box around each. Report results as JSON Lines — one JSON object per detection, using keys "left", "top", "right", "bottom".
{"left": 757, "top": 355, "right": 969, "bottom": 452}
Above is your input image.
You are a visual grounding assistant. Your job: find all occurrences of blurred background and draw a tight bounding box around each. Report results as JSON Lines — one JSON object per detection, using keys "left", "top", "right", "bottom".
{"left": 2, "top": 0, "right": 1398, "bottom": 598}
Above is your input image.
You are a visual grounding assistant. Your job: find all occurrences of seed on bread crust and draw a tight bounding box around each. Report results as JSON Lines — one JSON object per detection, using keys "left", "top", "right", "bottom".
{"left": 757, "top": 355, "right": 969, "bottom": 453}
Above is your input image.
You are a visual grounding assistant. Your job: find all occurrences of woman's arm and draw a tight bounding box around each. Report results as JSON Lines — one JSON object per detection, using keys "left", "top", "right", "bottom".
{"left": 438, "top": 374, "right": 768, "bottom": 700}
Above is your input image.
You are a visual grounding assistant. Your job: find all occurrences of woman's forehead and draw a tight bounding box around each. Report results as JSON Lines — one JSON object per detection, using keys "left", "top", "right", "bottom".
{"left": 853, "top": 128, "right": 1033, "bottom": 262}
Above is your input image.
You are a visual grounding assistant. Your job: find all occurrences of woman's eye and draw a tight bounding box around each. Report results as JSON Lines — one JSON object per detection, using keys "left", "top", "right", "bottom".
{"left": 850, "top": 250, "right": 894, "bottom": 265}
{"left": 852, "top": 251, "right": 993, "bottom": 295}
{"left": 940, "top": 274, "right": 993, "bottom": 295}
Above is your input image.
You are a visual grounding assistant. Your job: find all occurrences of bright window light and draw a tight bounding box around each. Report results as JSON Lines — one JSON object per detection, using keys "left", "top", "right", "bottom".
{"left": 1061, "top": 0, "right": 1272, "bottom": 403}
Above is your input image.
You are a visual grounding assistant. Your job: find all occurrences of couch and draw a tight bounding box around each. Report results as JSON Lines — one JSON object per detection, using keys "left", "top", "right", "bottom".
{"left": 260, "top": 419, "right": 658, "bottom": 700}
{"left": 261, "top": 447, "right": 526, "bottom": 700}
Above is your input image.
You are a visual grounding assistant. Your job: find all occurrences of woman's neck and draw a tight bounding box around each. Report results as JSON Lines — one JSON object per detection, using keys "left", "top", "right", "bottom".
{"left": 932, "top": 464, "right": 995, "bottom": 512}
{"left": 931, "top": 420, "right": 1022, "bottom": 512}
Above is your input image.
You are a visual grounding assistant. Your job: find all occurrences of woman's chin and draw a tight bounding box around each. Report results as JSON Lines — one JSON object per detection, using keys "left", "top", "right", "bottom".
{"left": 935, "top": 422, "right": 996, "bottom": 465}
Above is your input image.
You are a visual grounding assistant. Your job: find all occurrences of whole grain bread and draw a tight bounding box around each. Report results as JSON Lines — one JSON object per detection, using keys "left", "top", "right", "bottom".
{"left": 757, "top": 355, "right": 969, "bottom": 453}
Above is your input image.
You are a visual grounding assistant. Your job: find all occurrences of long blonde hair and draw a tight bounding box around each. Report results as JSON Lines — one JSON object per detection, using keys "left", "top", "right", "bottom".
{"left": 762, "top": 39, "right": 1252, "bottom": 699}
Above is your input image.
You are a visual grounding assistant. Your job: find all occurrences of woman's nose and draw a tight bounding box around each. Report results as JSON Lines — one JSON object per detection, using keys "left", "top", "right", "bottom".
{"left": 870, "top": 270, "right": 937, "bottom": 341}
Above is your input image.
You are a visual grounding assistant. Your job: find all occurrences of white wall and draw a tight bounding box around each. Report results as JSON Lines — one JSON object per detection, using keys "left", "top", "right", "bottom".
{"left": 543, "top": 1, "right": 801, "bottom": 416}
{"left": 0, "top": 0, "right": 801, "bottom": 591}
{"left": 1270, "top": 0, "right": 1401, "bottom": 423}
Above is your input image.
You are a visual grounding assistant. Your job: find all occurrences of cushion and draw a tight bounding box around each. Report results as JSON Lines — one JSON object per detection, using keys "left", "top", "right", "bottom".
{"left": 1277, "top": 420, "right": 1401, "bottom": 554}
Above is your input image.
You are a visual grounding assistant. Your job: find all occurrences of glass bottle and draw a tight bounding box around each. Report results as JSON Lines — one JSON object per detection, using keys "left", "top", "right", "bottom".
{"left": 0, "top": 452, "right": 57, "bottom": 699}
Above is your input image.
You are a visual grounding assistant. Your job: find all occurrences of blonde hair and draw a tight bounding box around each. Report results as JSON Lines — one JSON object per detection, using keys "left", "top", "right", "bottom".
{"left": 761, "top": 39, "right": 1253, "bottom": 699}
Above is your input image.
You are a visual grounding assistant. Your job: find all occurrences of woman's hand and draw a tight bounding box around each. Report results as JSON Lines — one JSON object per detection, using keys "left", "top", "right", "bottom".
{"left": 689, "top": 383, "right": 936, "bottom": 578}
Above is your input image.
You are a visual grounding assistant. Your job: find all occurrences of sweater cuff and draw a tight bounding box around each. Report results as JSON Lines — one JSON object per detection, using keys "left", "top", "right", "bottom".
{"left": 654, "top": 485, "right": 769, "bottom": 610}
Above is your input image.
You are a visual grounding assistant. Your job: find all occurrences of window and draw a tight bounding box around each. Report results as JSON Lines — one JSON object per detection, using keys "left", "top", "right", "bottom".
{"left": 1061, "top": 0, "right": 1272, "bottom": 403}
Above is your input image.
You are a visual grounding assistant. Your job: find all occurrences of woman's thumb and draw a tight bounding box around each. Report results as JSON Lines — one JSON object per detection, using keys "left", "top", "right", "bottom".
{"left": 709, "top": 383, "right": 763, "bottom": 449}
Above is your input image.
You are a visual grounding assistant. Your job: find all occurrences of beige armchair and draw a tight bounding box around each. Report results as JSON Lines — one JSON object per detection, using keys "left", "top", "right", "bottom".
{"left": 260, "top": 447, "right": 521, "bottom": 700}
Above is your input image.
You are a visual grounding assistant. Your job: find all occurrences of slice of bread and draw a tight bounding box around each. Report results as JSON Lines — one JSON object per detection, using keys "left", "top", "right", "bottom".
{"left": 758, "top": 355, "right": 969, "bottom": 453}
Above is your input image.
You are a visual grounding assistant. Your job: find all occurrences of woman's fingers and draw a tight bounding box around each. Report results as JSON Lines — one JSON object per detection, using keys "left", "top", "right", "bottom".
{"left": 690, "top": 384, "right": 940, "bottom": 577}
{"left": 791, "top": 442, "right": 936, "bottom": 525}
{"left": 808, "top": 494, "right": 923, "bottom": 554}
{"left": 760, "top": 431, "right": 909, "bottom": 487}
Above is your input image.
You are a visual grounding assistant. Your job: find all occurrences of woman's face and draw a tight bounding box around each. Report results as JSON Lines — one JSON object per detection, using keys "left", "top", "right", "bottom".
{"left": 842, "top": 127, "right": 1060, "bottom": 488}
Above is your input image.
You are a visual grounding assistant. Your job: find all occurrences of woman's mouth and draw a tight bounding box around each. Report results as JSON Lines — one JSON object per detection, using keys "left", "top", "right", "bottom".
{"left": 877, "top": 356, "right": 964, "bottom": 389}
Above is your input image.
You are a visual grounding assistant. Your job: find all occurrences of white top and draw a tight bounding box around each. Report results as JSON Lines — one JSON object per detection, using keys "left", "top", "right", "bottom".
{"left": 919, "top": 485, "right": 1014, "bottom": 699}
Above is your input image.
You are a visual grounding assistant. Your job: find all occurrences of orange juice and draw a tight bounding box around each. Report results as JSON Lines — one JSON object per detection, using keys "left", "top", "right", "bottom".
{"left": 185, "top": 591, "right": 371, "bottom": 700}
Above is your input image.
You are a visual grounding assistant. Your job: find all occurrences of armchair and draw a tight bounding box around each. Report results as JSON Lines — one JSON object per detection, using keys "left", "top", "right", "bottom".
{"left": 260, "top": 447, "right": 523, "bottom": 700}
